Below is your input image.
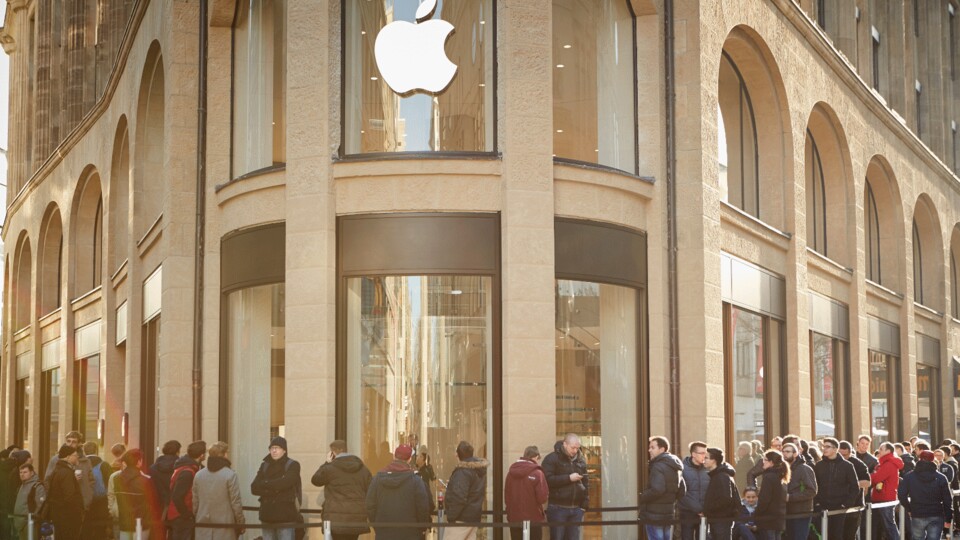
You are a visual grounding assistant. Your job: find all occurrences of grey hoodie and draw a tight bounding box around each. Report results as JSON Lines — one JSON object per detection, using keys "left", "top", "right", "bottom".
{"left": 13, "top": 472, "right": 45, "bottom": 533}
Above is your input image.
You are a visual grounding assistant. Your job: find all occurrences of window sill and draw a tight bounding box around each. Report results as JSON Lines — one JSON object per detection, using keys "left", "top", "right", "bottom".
{"left": 39, "top": 308, "right": 62, "bottom": 330}
{"left": 336, "top": 151, "right": 501, "bottom": 162}
{"left": 215, "top": 163, "right": 286, "bottom": 194}
{"left": 71, "top": 286, "right": 103, "bottom": 311}
{"left": 553, "top": 157, "right": 652, "bottom": 183}
{"left": 720, "top": 201, "right": 792, "bottom": 239}
{"left": 913, "top": 302, "right": 944, "bottom": 320}
{"left": 805, "top": 247, "right": 853, "bottom": 274}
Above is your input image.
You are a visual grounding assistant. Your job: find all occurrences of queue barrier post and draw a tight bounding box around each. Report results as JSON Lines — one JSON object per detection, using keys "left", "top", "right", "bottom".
{"left": 899, "top": 505, "right": 906, "bottom": 540}
{"left": 324, "top": 520, "right": 333, "bottom": 540}
{"left": 136, "top": 517, "right": 143, "bottom": 540}
{"left": 523, "top": 520, "right": 531, "bottom": 540}
{"left": 866, "top": 503, "right": 873, "bottom": 540}
{"left": 822, "top": 510, "right": 830, "bottom": 540}
{"left": 26, "top": 513, "right": 32, "bottom": 540}
{"left": 699, "top": 515, "right": 708, "bottom": 540}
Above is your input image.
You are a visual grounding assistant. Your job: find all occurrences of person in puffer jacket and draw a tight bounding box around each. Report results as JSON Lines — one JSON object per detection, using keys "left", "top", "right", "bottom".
{"left": 680, "top": 442, "right": 710, "bottom": 540}
{"left": 443, "top": 441, "right": 489, "bottom": 540}
{"left": 639, "top": 436, "right": 685, "bottom": 540}
{"left": 504, "top": 446, "right": 549, "bottom": 540}
{"left": 311, "top": 439, "right": 372, "bottom": 540}
{"left": 703, "top": 448, "right": 741, "bottom": 540}
{"left": 754, "top": 450, "right": 789, "bottom": 540}
{"left": 898, "top": 450, "right": 952, "bottom": 540}
{"left": 782, "top": 443, "right": 817, "bottom": 540}
{"left": 365, "top": 445, "right": 431, "bottom": 540}
{"left": 113, "top": 449, "right": 163, "bottom": 540}
{"left": 541, "top": 434, "right": 589, "bottom": 540}
{"left": 870, "top": 442, "right": 903, "bottom": 540}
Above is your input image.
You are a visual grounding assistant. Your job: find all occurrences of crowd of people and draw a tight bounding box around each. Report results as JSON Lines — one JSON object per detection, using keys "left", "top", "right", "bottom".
{"left": 0, "top": 430, "right": 958, "bottom": 540}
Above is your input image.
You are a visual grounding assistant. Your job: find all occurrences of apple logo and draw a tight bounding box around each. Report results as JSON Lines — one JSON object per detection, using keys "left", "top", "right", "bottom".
{"left": 374, "top": 0, "right": 458, "bottom": 95}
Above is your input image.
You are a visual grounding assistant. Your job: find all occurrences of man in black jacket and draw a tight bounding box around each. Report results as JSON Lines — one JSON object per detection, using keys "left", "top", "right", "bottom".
{"left": 443, "top": 441, "right": 489, "bottom": 540}
{"left": 639, "top": 436, "right": 685, "bottom": 540}
{"left": 814, "top": 438, "right": 860, "bottom": 540}
{"left": 167, "top": 440, "right": 206, "bottom": 540}
{"left": 311, "top": 439, "right": 372, "bottom": 540}
{"left": 366, "top": 444, "right": 431, "bottom": 540}
{"left": 541, "top": 433, "right": 589, "bottom": 540}
{"left": 898, "top": 450, "right": 953, "bottom": 540}
{"left": 150, "top": 440, "right": 181, "bottom": 510}
{"left": 251, "top": 436, "right": 302, "bottom": 540}
{"left": 839, "top": 441, "right": 871, "bottom": 540}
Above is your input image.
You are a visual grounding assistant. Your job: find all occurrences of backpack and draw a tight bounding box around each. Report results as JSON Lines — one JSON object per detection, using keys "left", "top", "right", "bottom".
{"left": 91, "top": 463, "right": 108, "bottom": 499}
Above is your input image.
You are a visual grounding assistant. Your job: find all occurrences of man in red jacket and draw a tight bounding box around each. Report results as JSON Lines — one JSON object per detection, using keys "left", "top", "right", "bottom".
{"left": 871, "top": 441, "right": 904, "bottom": 540}
{"left": 505, "top": 446, "right": 549, "bottom": 540}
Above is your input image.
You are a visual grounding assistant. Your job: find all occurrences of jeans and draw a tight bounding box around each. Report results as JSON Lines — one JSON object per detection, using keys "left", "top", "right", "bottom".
{"left": 757, "top": 530, "right": 782, "bottom": 540}
{"left": 786, "top": 517, "right": 812, "bottom": 540}
{"left": 168, "top": 524, "right": 194, "bottom": 540}
{"left": 712, "top": 521, "right": 734, "bottom": 540}
{"left": 262, "top": 526, "right": 296, "bottom": 540}
{"left": 909, "top": 516, "right": 944, "bottom": 540}
{"left": 875, "top": 507, "right": 900, "bottom": 540}
{"left": 546, "top": 505, "right": 584, "bottom": 540}
{"left": 844, "top": 510, "right": 862, "bottom": 540}
{"left": 734, "top": 523, "right": 758, "bottom": 540}
{"left": 647, "top": 525, "right": 675, "bottom": 540}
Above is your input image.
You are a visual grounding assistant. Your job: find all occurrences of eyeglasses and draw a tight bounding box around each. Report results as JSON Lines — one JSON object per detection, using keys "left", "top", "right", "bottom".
{"left": 823, "top": 445, "right": 837, "bottom": 450}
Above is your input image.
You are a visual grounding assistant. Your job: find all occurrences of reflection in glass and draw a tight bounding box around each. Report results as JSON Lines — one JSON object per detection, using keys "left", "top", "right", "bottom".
{"left": 226, "top": 283, "right": 286, "bottom": 510}
{"left": 15, "top": 377, "right": 30, "bottom": 450}
{"left": 865, "top": 182, "right": 881, "bottom": 283}
{"left": 727, "top": 306, "right": 780, "bottom": 446}
{"left": 869, "top": 351, "right": 898, "bottom": 444}
{"left": 806, "top": 131, "right": 827, "bottom": 255}
{"left": 344, "top": 0, "right": 494, "bottom": 154}
{"left": 555, "top": 280, "right": 638, "bottom": 540}
{"left": 718, "top": 54, "right": 759, "bottom": 217}
{"left": 552, "top": 0, "right": 635, "bottom": 171}
{"left": 811, "top": 333, "right": 847, "bottom": 439}
{"left": 346, "top": 275, "right": 493, "bottom": 518}
{"left": 43, "top": 368, "right": 59, "bottom": 465}
{"left": 74, "top": 356, "right": 100, "bottom": 443}
{"left": 917, "top": 363, "right": 939, "bottom": 443}
{"left": 233, "top": 0, "right": 286, "bottom": 176}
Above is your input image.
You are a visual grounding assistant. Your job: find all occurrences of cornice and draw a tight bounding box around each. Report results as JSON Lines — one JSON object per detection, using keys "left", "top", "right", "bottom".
{"left": 772, "top": 0, "right": 960, "bottom": 194}
{"left": 2, "top": 0, "right": 151, "bottom": 239}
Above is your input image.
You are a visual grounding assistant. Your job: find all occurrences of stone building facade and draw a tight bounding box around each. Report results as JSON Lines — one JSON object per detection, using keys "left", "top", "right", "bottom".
{"left": 1, "top": 0, "right": 959, "bottom": 530}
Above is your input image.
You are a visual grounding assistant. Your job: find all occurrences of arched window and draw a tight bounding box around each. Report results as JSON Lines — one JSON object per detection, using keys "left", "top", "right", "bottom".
{"left": 913, "top": 220, "right": 923, "bottom": 304}
{"left": 718, "top": 52, "right": 759, "bottom": 217}
{"left": 71, "top": 170, "right": 104, "bottom": 297}
{"left": 806, "top": 129, "right": 827, "bottom": 254}
{"left": 109, "top": 118, "right": 130, "bottom": 272}
{"left": 952, "top": 248, "right": 959, "bottom": 319}
{"left": 865, "top": 183, "right": 880, "bottom": 282}
{"left": 552, "top": 0, "right": 637, "bottom": 172}
{"left": 912, "top": 196, "right": 944, "bottom": 311}
{"left": 135, "top": 44, "right": 164, "bottom": 239}
{"left": 13, "top": 235, "right": 32, "bottom": 331}
{"left": 38, "top": 206, "right": 63, "bottom": 315}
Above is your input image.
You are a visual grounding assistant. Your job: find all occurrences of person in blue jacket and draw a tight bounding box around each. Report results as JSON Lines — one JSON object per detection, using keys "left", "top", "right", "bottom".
{"left": 898, "top": 450, "right": 953, "bottom": 540}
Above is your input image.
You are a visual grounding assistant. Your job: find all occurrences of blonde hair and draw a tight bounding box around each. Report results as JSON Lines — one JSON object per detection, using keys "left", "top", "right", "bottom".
{"left": 208, "top": 441, "right": 229, "bottom": 458}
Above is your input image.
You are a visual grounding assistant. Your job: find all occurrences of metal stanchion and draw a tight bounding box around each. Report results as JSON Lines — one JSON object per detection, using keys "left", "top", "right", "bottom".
{"left": 136, "top": 517, "right": 143, "bottom": 540}
{"left": 26, "top": 514, "right": 33, "bottom": 540}
{"left": 700, "top": 515, "right": 708, "bottom": 540}
{"left": 866, "top": 503, "right": 873, "bottom": 540}
{"left": 898, "top": 505, "right": 907, "bottom": 540}
{"left": 523, "top": 520, "right": 531, "bottom": 540}
{"left": 822, "top": 510, "right": 830, "bottom": 540}
{"left": 324, "top": 520, "right": 333, "bottom": 540}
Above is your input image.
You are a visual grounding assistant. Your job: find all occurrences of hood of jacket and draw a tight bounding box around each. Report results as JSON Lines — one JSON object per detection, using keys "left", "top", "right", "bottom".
{"left": 913, "top": 459, "right": 938, "bottom": 476}
{"left": 454, "top": 457, "right": 489, "bottom": 476}
{"left": 377, "top": 468, "right": 418, "bottom": 489}
{"left": 652, "top": 452, "right": 684, "bottom": 472}
{"left": 153, "top": 454, "right": 178, "bottom": 474}
{"left": 879, "top": 453, "right": 904, "bottom": 470}
{"left": 552, "top": 441, "right": 584, "bottom": 463}
{"left": 331, "top": 454, "right": 366, "bottom": 474}
{"left": 20, "top": 473, "right": 39, "bottom": 490}
{"left": 710, "top": 462, "right": 736, "bottom": 478}
{"left": 381, "top": 460, "right": 414, "bottom": 474}
{"left": 174, "top": 455, "right": 201, "bottom": 469}
{"left": 508, "top": 458, "right": 542, "bottom": 479}
{"left": 206, "top": 456, "right": 231, "bottom": 473}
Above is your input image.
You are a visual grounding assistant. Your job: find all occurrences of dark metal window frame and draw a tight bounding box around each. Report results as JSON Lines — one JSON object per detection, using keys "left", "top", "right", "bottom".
{"left": 806, "top": 129, "right": 828, "bottom": 256}
{"left": 720, "top": 51, "right": 761, "bottom": 220}
{"left": 866, "top": 181, "right": 882, "bottom": 284}
{"left": 809, "top": 331, "right": 851, "bottom": 440}
{"left": 913, "top": 219, "right": 924, "bottom": 305}
{"left": 869, "top": 350, "right": 902, "bottom": 442}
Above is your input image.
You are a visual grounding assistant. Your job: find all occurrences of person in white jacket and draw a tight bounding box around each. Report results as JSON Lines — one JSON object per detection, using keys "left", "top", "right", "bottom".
{"left": 192, "top": 441, "right": 244, "bottom": 540}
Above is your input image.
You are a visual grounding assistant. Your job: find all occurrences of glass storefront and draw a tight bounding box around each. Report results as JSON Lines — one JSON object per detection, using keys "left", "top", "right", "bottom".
{"left": 73, "top": 355, "right": 100, "bottom": 444}
{"left": 718, "top": 53, "right": 759, "bottom": 217}
{"left": 344, "top": 0, "right": 494, "bottom": 154}
{"left": 869, "top": 351, "right": 899, "bottom": 445}
{"left": 810, "top": 332, "right": 848, "bottom": 439}
{"left": 42, "top": 367, "right": 60, "bottom": 469}
{"left": 918, "top": 363, "right": 940, "bottom": 443}
{"left": 345, "top": 275, "right": 493, "bottom": 511}
{"left": 555, "top": 280, "right": 638, "bottom": 540}
{"left": 725, "top": 305, "right": 783, "bottom": 447}
{"left": 552, "top": 0, "right": 636, "bottom": 171}
{"left": 225, "top": 282, "right": 286, "bottom": 510}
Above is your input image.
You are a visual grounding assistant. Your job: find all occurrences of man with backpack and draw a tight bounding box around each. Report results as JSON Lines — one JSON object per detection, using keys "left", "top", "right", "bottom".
{"left": 13, "top": 464, "right": 44, "bottom": 540}
{"left": 81, "top": 441, "right": 113, "bottom": 540}
{"left": 251, "top": 437, "right": 302, "bottom": 540}
{"left": 167, "top": 441, "right": 207, "bottom": 540}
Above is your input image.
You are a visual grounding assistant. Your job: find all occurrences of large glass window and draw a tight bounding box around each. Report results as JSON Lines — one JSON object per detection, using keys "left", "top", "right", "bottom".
{"left": 15, "top": 374, "right": 30, "bottom": 450}
{"left": 865, "top": 181, "right": 882, "bottom": 283}
{"left": 232, "top": 0, "right": 286, "bottom": 177}
{"left": 918, "top": 363, "right": 940, "bottom": 443}
{"left": 346, "top": 275, "right": 492, "bottom": 509}
{"left": 225, "top": 283, "right": 285, "bottom": 510}
{"left": 718, "top": 53, "right": 759, "bottom": 218}
{"left": 806, "top": 130, "right": 827, "bottom": 255}
{"left": 344, "top": 0, "right": 494, "bottom": 154}
{"left": 556, "top": 280, "right": 638, "bottom": 540}
{"left": 913, "top": 220, "right": 923, "bottom": 304}
{"left": 725, "top": 305, "right": 783, "bottom": 448}
{"left": 141, "top": 316, "right": 160, "bottom": 463}
{"left": 869, "top": 351, "right": 899, "bottom": 445}
{"left": 41, "top": 367, "right": 60, "bottom": 472}
{"left": 552, "top": 0, "right": 636, "bottom": 171}
{"left": 810, "top": 332, "right": 848, "bottom": 439}
{"left": 72, "top": 355, "right": 100, "bottom": 443}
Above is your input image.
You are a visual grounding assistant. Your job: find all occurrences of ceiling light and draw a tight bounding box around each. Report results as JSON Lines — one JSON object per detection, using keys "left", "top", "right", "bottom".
{"left": 480, "top": 20, "right": 486, "bottom": 24}
{"left": 371, "top": 76, "right": 378, "bottom": 81}
{"left": 556, "top": 64, "right": 564, "bottom": 68}
{"left": 450, "top": 290, "right": 463, "bottom": 295}
{"left": 556, "top": 129, "right": 563, "bottom": 133}
{"left": 563, "top": 44, "right": 572, "bottom": 49}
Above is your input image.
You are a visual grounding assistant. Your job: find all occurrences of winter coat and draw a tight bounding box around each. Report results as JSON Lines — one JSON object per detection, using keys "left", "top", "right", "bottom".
{"left": 639, "top": 452, "right": 685, "bottom": 521}
{"left": 192, "top": 456, "right": 244, "bottom": 540}
{"left": 114, "top": 465, "right": 161, "bottom": 533}
{"left": 541, "top": 441, "right": 589, "bottom": 509}
{"left": 870, "top": 453, "right": 903, "bottom": 503}
{"left": 703, "top": 463, "right": 741, "bottom": 519}
{"left": 745, "top": 458, "right": 765, "bottom": 489}
{"left": 504, "top": 458, "right": 548, "bottom": 523}
{"left": 365, "top": 461, "right": 431, "bottom": 540}
{"left": 0, "top": 458, "right": 16, "bottom": 522}
{"left": 150, "top": 454, "right": 178, "bottom": 510}
{"left": 846, "top": 454, "right": 870, "bottom": 507}
{"left": 900, "top": 453, "right": 916, "bottom": 477}
{"left": 445, "top": 457, "right": 489, "bottom": 523}
{"left": 679, "top": 456, "right": 710, "bottom": 513}
{"left": 938, "top": 462, "right": 955, "bottom": 484}
{"left": 754, "top": 468, "right": 787, "bottom": 532}
{"left": 47, "top": 459, "right": 85, "bottom": 540}
{"left": 813, "top": 455, "right": 859, "bottom": 510}
{"left": 898, "top": 460, "right": 953, "bottom": 521}
{"left": 44, "top": 451, "right": 95, "bottom": 511}
{"left": 311, "top": 454, "right": 372, "bottom": 535}
{"left": 168, "top": 455, "right": 201, "bottom": 523}
{"left": 250, "top": 454, "right": 302, "bottom": 524}
{"left": 735, "top": 456, "right": 757, "bottom": 490}
{"left": 786, "top": 459, "right": 817, "bottom": 514}
{"left": 13, "top": 473, "right": 44, "bottom": 534}
{"left": 945, "top": 457, "right": 960, "bottom": 490}
{"left": 857, "top": 451, "right": 879, "bottom": 473}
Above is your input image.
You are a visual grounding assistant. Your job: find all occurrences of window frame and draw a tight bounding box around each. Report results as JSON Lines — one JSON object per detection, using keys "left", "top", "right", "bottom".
{"left": 719, "top": 51, "right": 761, "bottom": 219}
{"left": 809, "top": 331, "right": 850, "bottom": 440}
{"left": 913, "top": 219, "right": 924, "bottom": 304}
{"left": 866, "top": 181, "right": 882, "bottom": 284}
{"left": 806, "top": 129, "right": 828, "bottom": 256}
{"left": 869, "top": 350, "right": 901, "bottom": 444}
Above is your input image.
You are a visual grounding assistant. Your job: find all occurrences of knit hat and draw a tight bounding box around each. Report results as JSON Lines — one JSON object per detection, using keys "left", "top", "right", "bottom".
{"left": 269, "top": 436, "right": 287, "bottom": 452}
{"left": 10, "top": 450, "right": 30, "bottom": 466}
{"left": 919, "top": 450, "right": 936, "bottom": 462}
{"left": 58, "top": 444, "right": 78, "bottom": 459}
{"left": 394, "top": 444, "right": 414, "bottom": 461}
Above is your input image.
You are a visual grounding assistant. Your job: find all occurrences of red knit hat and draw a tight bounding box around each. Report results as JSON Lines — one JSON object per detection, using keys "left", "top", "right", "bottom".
{"left": 394, "top": 444, "right": 414, "bottom": 461}
{"left": 919, "top": 450, "right": 936, "bottom": 462}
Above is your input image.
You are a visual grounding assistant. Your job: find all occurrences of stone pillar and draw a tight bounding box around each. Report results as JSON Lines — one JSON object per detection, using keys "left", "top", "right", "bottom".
{"left": 64, "top": 0, "right": 86, "bottom": 132}
{"left": 34, "top": 0, "right": 53, "bottom": 169}
{"left": 499, "top": 0, "right": 556, "bottom": 474}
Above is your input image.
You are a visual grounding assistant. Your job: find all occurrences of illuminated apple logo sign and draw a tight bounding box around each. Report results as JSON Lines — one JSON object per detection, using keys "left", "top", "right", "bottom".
{"left": 374, "top": 0, "right": 458, "bottom": 95}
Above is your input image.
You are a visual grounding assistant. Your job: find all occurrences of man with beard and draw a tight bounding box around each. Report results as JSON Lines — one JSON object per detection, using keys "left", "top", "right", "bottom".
{"left": 783, "top": 443, "right": 817, "bottom": 540}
